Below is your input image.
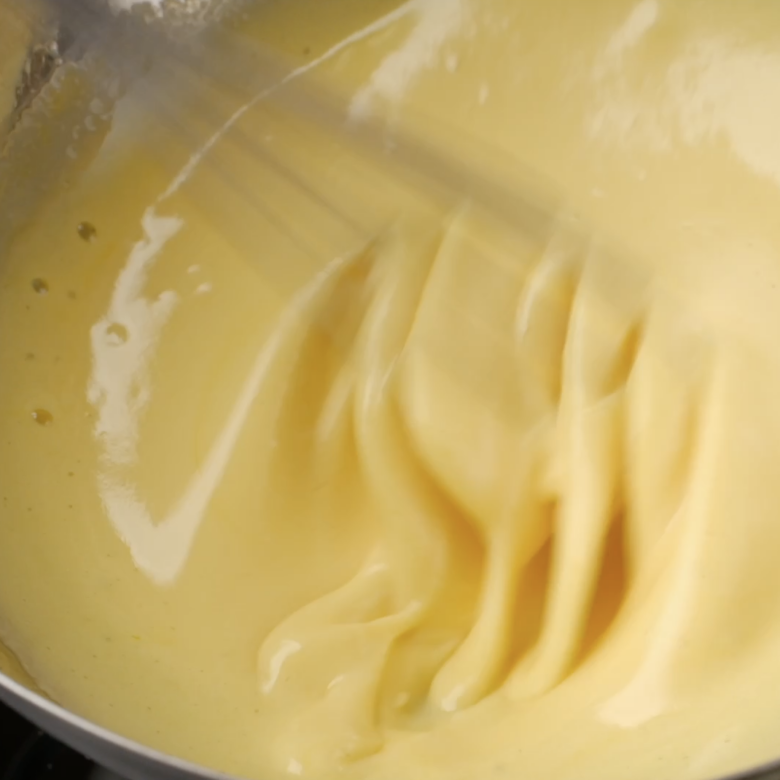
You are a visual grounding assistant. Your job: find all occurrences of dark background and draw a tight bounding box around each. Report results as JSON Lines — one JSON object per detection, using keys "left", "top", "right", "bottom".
{"left": 0, "top": 701, "right": 93, "bottom": 780}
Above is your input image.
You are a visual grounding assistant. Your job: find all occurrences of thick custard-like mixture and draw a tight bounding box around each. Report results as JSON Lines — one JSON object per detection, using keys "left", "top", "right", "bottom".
{"left": 4, "top": 1, "right": 780, "bottom": 779}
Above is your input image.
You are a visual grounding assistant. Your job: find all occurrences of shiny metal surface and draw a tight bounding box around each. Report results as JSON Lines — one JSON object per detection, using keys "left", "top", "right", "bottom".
{"left": 0, "top": 656, "right": 230, "bottom": 780}
{"left": 0, "top": 652, "right": 779, "bottom": 780}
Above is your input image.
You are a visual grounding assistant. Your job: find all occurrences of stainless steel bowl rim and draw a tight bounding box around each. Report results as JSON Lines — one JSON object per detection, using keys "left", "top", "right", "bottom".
{"left": 0, "top": 669, "right": 239, "bottom": 779}
{"left": 3, "top": 665, "right": 780, "bottom": 780}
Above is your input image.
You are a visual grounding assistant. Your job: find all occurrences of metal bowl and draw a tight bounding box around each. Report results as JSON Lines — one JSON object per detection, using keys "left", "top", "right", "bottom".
{"left": 2, "top": 3, "right": 780, "bottom": 780}
{"left": 2, "top": 643, "right": 780, "bottom": 780}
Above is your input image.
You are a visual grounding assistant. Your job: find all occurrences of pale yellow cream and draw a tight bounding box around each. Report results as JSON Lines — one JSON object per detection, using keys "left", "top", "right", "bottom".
{"left": 4, "top": 1, "right": 780, "bottom": 779}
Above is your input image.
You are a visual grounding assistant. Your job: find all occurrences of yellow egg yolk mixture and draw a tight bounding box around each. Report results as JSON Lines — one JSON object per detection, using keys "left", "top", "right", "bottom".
{"left": 3, "top": 1, "right": 780, "bottom": 779}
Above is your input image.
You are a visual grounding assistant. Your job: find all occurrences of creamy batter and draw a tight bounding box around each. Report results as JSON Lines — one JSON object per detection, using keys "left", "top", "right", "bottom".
{"left": 3, "top": 1, "right": 780, "bottom": 779}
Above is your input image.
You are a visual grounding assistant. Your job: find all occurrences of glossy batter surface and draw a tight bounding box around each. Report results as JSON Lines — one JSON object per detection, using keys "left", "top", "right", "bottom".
{"left": 3, "top": 1, "right": 780, "bottom": 779}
